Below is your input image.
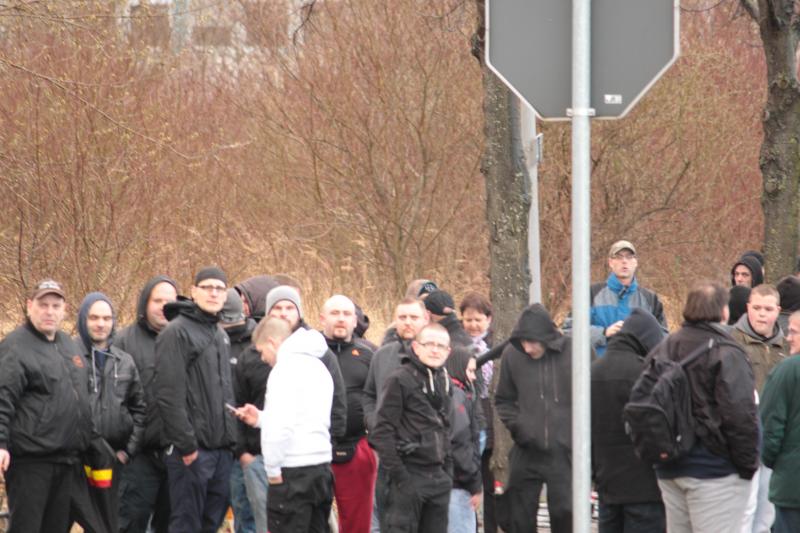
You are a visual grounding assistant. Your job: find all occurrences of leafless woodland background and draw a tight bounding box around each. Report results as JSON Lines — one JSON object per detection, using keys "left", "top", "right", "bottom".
{"left": 0, "top": 0, "right": 766, "bottom": 336}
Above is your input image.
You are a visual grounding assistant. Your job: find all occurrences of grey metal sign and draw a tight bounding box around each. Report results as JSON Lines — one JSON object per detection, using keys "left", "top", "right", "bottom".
{"left": 486, "top": 0, "right": 679, "bottom": 120}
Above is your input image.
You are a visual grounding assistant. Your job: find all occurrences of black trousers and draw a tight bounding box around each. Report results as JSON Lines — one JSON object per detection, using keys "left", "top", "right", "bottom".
{"left": 481, "top": 446, "right": 497, "bottom": 533}
{"left": 383, "top": 466, "right": 452, "bottom": 533}
{"left": 498, "top": 444, "right": 572, "bottom": 533}
{"left": 268, "top": 463, "right": 334, "bottom": 533}
{"left": 117, "top": 450, "right": 170, "bottom": 533}
{"left": 164, "top": 447, "right": 233, "bottom": 533}
{"left": 6, "top": 460, "right": 102, "bottom": 533}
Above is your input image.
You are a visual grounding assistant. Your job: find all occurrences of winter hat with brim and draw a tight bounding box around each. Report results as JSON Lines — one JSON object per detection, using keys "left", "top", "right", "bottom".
{"left": 265, "top": 285, "right": 303, "bottom": 318}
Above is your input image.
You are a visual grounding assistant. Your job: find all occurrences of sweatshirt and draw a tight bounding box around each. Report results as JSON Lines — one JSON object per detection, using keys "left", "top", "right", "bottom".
{"left": 260, "top": 328, "right": 333, "bottom": 478}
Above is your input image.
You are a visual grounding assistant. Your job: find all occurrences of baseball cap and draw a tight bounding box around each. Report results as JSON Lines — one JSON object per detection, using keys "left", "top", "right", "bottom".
{"left": 30, "top": 279, "right": 65, "bottom": 300}
{"left": 609, "top": 240, "right": 636, "bottom": 258}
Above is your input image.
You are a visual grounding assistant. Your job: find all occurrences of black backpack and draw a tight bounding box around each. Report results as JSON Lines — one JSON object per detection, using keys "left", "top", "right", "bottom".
{"left": 623, "top": 338, "right": 714, "bottom": 465}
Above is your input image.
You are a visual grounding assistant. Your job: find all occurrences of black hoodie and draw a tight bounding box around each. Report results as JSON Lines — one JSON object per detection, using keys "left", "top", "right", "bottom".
{"left": 154, "top": 300, "right": 236, "bottom": 455}
{"left": 591, "top": 309, "right": 665, "bottom": 505}
{"left": 115, "top": 275, "right": 177, "bottom": 450}
{"left": 731, "top": 256, "right": 764, "bottom": 288}
{"left": 495, "top": 304, "right": 572, "bottom": 453}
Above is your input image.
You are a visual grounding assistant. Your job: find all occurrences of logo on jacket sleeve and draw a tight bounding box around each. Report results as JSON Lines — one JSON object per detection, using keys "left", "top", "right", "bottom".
{"left": 72, "top": 355, "right": 85, "bottom": 368}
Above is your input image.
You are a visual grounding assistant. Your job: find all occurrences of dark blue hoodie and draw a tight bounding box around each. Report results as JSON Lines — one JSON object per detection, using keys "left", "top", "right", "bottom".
{"left": 78, "top": 292, "right": 116, "bottom": 374}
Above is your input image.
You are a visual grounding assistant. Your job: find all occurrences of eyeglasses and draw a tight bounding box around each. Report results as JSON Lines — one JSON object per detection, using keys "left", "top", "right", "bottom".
{"left": 197, "top": 285, "right": 227, "bottom": 294}
{"left": 419, "top": 341, "right": 450, "bottom": 352}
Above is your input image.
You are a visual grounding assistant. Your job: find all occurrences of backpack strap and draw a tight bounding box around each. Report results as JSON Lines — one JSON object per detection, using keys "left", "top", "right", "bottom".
{"left": 680, "top": 338, "right": 714, "bottom": 368}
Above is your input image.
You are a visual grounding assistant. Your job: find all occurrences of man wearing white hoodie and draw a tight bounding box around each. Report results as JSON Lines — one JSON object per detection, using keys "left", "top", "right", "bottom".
{"left": 237, "top": 317, "right": 334, "bottom": 533}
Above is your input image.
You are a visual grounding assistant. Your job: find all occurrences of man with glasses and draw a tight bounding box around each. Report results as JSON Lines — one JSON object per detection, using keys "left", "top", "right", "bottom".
{"left": 369, "top": 323, "right": 454, "bottom": 532}
{"left": 566, "top": 240, "right": 667, "bottom": 356}
{"left": 155, "top": 267, "right": 237, "bottom": 533}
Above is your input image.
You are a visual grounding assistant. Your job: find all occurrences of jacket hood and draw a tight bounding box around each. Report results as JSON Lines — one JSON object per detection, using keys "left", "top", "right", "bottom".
{"left": 234, "top": 275, "right": 279, "bottom": 321}
{"left": 354, "top": 303, "right": 370, "bottom": 338}
{"left": 279, "top": 327, "right": 329, "bottom": 361}
{"left": 163, "top": 297, "right": 219, "bottom": 324}
{"left": 734, "top": 312, "right": 783, "bottom": 344}
{"left": 444, "top": 344, "right": 474, "bottom": 388}
{"left": 78, "top": 292, "right": 115, "bottom": 352}
{"left": 509, "top": 303, "right": 561, "bottom": 353}
{"left": 731, "top": 256, "right": 764, "bottom": 287}
{"left": 136, "top": 275, "right": 178, "bottom": 332}
{"left": 608, "top": 308, "right": 665, "bottom": 357}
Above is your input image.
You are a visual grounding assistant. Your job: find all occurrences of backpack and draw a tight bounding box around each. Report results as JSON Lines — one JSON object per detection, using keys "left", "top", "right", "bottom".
{"left": 623, "top": 338, "right": 714, "bottom": 465}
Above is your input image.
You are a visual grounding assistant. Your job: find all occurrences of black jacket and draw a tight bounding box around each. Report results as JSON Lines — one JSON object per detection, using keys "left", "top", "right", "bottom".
{"left": 369, "top": 351, "right": 453, "bottom": 483}
{"left": 155, "top": 300, "right": 236, "bottom": 455}
{"left": 591, "top": 309, "right": 665, "bottom": 504}
{"left": 649, "top": 321, "right": 759, "bottom": 479}
{"left": 233, "top": 344, "right": 271, "bottom": 456}
{"left": 82, "top": 343, "right": 147, "bottom": 457}
{"left": 495, "top": 304, "right": 572, "bottom": 453}
{"left": 450, "top": 378, "right": 482, "bottom": 494}
{"left": 115, "top": 275, "right": 178, "bottom": 450}
{"left": 326, "top": 336, "right": 373, "bottom": 446}
{"left": 362, "top": 340, "right": 409, "bottom": 432}
{"left": 439, "top": 313, "right": 473, "bottom": 350}
{"left": 0, "top": 323, "right": 94, "bottom": 459}
{"left": 226, "top": 318, "right": 256, "bottom": 399}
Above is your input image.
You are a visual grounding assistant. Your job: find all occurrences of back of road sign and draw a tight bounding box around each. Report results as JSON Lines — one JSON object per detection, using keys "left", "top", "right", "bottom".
{"left": 486, "top": 0, "right": 679, "bottom": 120}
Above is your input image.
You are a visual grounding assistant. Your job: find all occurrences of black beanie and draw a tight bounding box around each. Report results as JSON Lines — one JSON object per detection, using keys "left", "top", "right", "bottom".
{"left": 425, "top": 290, "right": 455, "bottom": 316}
{"left": 778, "top": 276, "right": 800, "bottom": 313}
{"left": 194, "top": 266, "right": 227, "bottom": 286}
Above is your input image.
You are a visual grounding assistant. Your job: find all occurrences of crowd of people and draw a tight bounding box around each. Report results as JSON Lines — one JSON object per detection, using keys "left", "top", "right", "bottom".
{"left": 1, "top": 240, "right": 800, "bottom": 533}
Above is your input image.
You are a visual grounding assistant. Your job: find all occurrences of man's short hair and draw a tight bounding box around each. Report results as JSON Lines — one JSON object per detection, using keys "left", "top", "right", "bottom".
{"left": 749, "top": 284, "right": 779, "bottom": 302}
{"left": 396, "top": 297, "right": 426, "bottom": 314}
{"left": 415, "top": 322, "right": 449, "bottom": 342}
{"left": 459, "top": 292, "right": 492, "bottom": 317}
{"left": 252, "top": 317, "right": 292, "bottom": 345}
{"left": 683, "top": 281, "right": 729, "bottom": 323}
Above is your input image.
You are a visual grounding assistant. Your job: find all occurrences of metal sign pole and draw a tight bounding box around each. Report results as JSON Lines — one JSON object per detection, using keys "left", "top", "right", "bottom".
{"left": 520, "top": 103, "right": 543, "bottom": 304}
{"left": 570, "top": 0, "right": 592, "bottom": 531}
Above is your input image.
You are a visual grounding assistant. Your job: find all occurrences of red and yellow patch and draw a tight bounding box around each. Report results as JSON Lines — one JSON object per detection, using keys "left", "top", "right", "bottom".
{"left": 72, "top": 355, "right": 84, "bottom": 368}
{"left": 351, "top": 349, "right": 360, "bottom": 356}
{"left": 84, "top": 465, "right": 112, "bottom": 488}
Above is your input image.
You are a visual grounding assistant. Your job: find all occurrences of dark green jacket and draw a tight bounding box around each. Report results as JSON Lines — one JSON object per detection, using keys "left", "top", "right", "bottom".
{"left": 760, "top": 354, "right": 800, "bottom": 509}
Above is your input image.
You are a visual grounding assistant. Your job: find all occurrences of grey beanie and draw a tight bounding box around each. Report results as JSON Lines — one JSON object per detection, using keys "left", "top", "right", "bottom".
{"left": 220, "top": 288, "right": 245, "bottom": 324}
{"left": 265, "top": 285, "right": 303, "bottom": 318}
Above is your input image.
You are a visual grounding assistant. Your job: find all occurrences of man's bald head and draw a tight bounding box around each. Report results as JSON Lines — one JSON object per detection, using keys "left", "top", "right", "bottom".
{"left": 320, "top": 294, "right": 357, "bottom": 342}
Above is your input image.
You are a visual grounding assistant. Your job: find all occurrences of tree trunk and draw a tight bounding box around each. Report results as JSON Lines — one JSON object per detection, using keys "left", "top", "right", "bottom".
{"left": 753, "top": 0, "right": 800, "bottom": 280}
{"left": 473, "top": 0, "right": 532, "bottom": 489}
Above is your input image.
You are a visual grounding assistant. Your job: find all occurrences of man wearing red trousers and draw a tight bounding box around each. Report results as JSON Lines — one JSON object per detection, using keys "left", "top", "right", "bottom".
{"left": 320, "top": 294, "right": 377, "bottom": 532}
